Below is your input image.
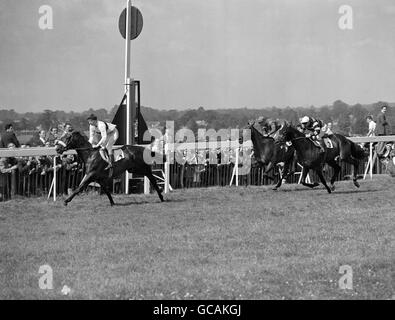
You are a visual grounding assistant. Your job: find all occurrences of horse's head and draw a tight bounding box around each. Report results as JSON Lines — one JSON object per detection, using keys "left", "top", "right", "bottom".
{"left": 55, "top": 131, "right": 87, "bottom": 154}
{"left": 246, "top": 120, "right": 255, "bottom": 129}
{"left": 277, "top": 121, "right": 296, "bottom": 143}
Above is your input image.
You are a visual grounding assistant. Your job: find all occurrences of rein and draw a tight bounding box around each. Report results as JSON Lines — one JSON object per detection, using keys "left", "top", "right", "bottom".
{"left": 73, "top": 146, "right": 98, "bottom": 151}
{"left": 292, "top": 136, "right": 308, "bottom": 141}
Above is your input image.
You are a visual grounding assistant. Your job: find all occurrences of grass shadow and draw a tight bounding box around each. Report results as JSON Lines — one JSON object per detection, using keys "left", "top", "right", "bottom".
{"left": 114, "top": 200, "right": 158, "bottom": 206}
{"left": 279, "top": 187, "right": 322, "bottom": 192}
{"left": 113, "top": 198, "right": 186, "bottom": 206}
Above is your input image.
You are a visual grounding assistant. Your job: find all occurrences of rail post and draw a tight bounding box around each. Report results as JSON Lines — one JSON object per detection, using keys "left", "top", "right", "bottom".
{"left": 164, "top": 145, "right": 170, "bottom": 194}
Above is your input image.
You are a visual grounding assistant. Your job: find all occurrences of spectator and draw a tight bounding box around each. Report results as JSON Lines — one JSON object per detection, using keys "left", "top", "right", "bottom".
{"left": 0, "top": 143, "right": 19, "bottom": 173}
{"left": 376, "top": 106, "right": 392, "bottom": 158}
{"left": 63, "top": 123, "right": 74, "bottom": 135}
{"left": 47, "top": 127, "right": 59, "bottom": 146}
{"left": 0, "top": 124, "right": 21, "bottom": 148}
{"left": 366, "top": 116, "right": 376, "bottom": 137}
{"left": 37, "top": 130, "right": 47, "bottom": 146}
{"left": 376, "top": 106, "right": 390, "bottom": 136}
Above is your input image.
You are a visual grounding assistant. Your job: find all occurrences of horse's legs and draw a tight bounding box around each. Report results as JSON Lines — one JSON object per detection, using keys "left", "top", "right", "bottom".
{"left": 262, "top": 161, "right": 275, "bottom": 181}
{"left": 326, "top": 159, "right": 341, "bottom": 191}
{"left": 300, "top": 167, "right": 319, "bottom": 188}
{"left": 273, "top": 161, "right": 290, "bottom": 190}
{"left": 64, "top": 173, "right": 94, "bottom": 206}
{"left": 347, "top": 156, "right": 360, "bottom": 188}
{"left": 273, "top": 166, "right": 283, "bottom": 190}
{"left": 315, "top": 168, "right": 332, "bottom": 193}
{"left": 146, "top": 172, "right": 164, "bottom": 202}
{"left": 99, "top": 179, "right": 115, "bottom": 206}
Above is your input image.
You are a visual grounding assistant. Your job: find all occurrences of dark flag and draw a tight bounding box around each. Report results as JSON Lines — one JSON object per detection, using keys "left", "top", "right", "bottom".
{"left": 112, "top": 94, "right": 151, "bottom": 145}
{"left": 137, "top": 107, "right": 151, "bottom": 145}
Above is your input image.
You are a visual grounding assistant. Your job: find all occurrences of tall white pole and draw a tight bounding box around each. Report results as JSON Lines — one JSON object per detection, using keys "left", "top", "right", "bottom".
{"left": 369, "top": 142, "right": 373, "bottom": 179}
{"left": 124, "top": 0, "right": 132, "bottom": 194}
{"left": 235, "top": 147, "right": 239, "bottom": 187}
{"left": 53, "top": 156, "right": 57, "bottom": 201}
{"left": 164, "top": 146, "right": 170, "bottom": 194}
{"left": 124, "top": 0, "right": 132, "bottom": 90}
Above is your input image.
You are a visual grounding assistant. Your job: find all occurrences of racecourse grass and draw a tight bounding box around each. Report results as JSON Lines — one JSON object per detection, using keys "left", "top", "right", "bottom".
{"left": 0, "top": 175, "right": 394, "bottom": 299}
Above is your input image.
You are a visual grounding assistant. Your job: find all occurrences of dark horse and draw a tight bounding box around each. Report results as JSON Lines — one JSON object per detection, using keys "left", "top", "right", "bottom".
{"left": 55, "top": 131, "right": 164, "bottom": 206}
{"left": 247, "top": 121, "right": 296, "bottom": 190}
{"left": 278, "top": 123, "right": 367, "bottom": 193}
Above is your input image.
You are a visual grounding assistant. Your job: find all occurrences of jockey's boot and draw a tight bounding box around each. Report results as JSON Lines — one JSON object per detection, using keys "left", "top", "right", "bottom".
{"left": 105, "top": 154, "right": 114, "bottom": 170}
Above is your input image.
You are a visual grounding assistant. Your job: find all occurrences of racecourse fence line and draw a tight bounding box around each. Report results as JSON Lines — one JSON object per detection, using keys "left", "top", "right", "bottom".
{"left": 0, "top": 159, "right": 374, "bottom": 202}
{"left": 0, "top": 135, "right": 394, "bottom": 202}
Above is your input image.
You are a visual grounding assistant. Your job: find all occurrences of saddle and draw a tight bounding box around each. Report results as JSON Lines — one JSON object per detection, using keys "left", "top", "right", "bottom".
{"left": 97, "top": 148, "right": 126, "bottom": 178}
{"left": 98, "top": 148, "right": 125, "bottom": 162}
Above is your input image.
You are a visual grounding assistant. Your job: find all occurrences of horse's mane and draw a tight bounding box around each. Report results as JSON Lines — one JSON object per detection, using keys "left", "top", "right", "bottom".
{"left": 248, "top": 122, "right": 274, "bottom": 141}
{"left": 70, "top": 131, "right": 91, "bottom": 148}
{"left": 72, "top": 131, "right": 89, "bottom": 141}
{"left": 283, "top": 122, "right": 304, "bottom": 138}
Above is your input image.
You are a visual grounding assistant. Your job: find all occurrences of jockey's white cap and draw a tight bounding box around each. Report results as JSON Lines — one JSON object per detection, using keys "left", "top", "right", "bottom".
{"left": 301, "top": 116, "right": 310, "bottom": 124}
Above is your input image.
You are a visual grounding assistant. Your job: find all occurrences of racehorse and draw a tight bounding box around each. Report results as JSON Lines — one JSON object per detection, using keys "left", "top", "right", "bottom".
{"left": 247, "top": 121, "right": 296, "bottom": 190}
{"left": 277, "top": 122, "right": 367, "bottom": 193}
{"left": 55, "top": 131, "right": 164, "bottom": 206}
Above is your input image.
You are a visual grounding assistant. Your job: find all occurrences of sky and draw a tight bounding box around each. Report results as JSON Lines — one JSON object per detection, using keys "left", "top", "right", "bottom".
{"left": 0, "top": 0, "right": 395, "bottom": 113}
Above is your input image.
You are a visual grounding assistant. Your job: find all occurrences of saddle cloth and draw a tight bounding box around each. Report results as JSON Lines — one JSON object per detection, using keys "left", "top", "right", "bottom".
{"left": 323, "top": 137, "right": 333, "bottom": 149}
{"left": 311, "top": 137, "right": 333, "bottom": 149}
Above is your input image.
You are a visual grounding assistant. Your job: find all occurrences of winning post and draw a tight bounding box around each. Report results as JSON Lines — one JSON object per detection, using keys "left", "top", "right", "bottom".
{"left": 118, "top": 0, "right": 143, "bottom": 193}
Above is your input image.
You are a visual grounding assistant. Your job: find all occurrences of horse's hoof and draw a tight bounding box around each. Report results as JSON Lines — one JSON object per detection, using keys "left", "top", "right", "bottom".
{"left": 63, "top": 201, "right": 68, "bottom": 206}
{"left": 313, "top": 182, "right": 320, "bottom": 187}
{"left": 272, "top": 187, "right": 278, "bottom": 191}
{"left": 353, "top": 181, "right": 360, "bottom": 188}
{"left": 331, "top": 184, "right": 336, "bottom": 192}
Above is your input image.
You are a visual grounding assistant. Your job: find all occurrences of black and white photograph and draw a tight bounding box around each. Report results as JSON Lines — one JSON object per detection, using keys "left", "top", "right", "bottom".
{"left": 0, "top": 0, "right": 394, "bottom": 305}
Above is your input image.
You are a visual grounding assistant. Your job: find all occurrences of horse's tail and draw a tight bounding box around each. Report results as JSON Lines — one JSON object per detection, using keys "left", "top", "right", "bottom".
{"left": 351, "top": 141, "right": 368, "bottom": 160}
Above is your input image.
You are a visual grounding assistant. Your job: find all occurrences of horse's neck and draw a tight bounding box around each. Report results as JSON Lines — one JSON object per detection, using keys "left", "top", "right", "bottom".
{"left": 290, "top": 133, "right": 316, "bottom": 162}
{"left": 76, "top": 149, "right": 91, "bottom": 164}
{"left": 251, "top": 127, "right": 271, "bottom": 146}
{"left": 75, "top": 140, "right": 93, "bottom": 164}
{"left": 251, "top": 127, "right": 273, "bottom": 161}
{"left": 289, "top": 127, "right": 304, "bottom": 139}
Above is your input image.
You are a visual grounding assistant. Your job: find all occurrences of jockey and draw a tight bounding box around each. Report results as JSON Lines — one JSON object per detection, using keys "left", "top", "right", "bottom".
{"left": 87, "top": 114, "right": 119, "bottom": 170}
{"left": 266, "top": 118, "right": 281, "bottom": 137}
{"left": 257, "top": 116, "right": 268, "bottom": 136}
{"left": 300, "top": 116, "right": 325, "bottom": 152}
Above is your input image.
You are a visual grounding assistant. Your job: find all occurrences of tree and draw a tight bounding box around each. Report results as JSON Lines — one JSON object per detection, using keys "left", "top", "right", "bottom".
{"left": 38, "top": 110, "right": 56, "bottom": 130}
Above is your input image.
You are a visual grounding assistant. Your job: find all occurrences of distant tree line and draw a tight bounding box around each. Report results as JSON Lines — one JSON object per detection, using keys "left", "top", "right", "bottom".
{"left": 0, "top": 100, "right": 394, "bottom": 137}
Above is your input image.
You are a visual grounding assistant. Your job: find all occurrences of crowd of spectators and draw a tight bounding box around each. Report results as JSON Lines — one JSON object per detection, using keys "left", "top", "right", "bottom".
{"left": 0, "top": 122, "right": 80, "bottom": 175}
{"left": 0, "top": 123, "right": 83, "bottom": 201}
